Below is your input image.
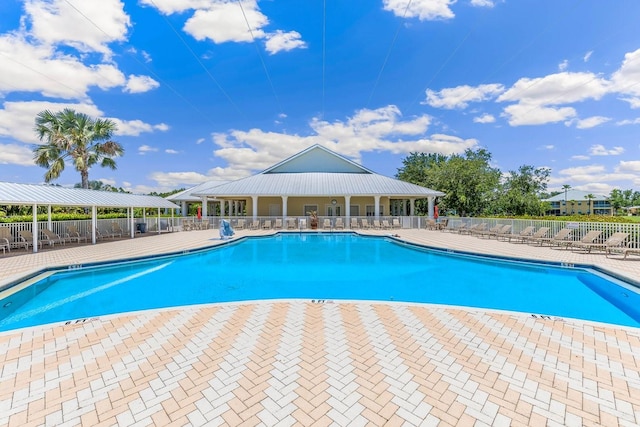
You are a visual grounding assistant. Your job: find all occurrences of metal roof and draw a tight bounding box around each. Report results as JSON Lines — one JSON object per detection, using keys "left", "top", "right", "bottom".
{"left": 544, "top": 189, "right": 609, "bottom": 202}
{"left": 193, "top": 172, "right": 444, "bottom": 197}
{"left": 166, "top": 181, "right": 229, "bottom": 202}
{"left": 0, "top": 181, "right": 179, "bottom": 208}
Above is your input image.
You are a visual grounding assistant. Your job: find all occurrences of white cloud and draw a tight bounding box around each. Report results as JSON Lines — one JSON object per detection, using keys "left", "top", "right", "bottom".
{"left": 617, "top": 160, "right": 640, "bottom": 173}
{"left": 24, "top": 0, "right": 130, "bottom": 57}
{"left": 571, "top": 155, "right": 590, "bottom": 161}
{"left": 588, "top": 144, "right": 624, "bottom": 156}
{"left": 568, "top": 116, "right": 611, "bottom": 129}
{"left": 501, "top": 103, "right": 576, "bottom": 126}
{"left": 540, "top": 145, "right": 554, "bottom": 150}
{"left": 382, "top": 0, "right": 455, "bottom": 21}
{"left": 0, "top": 143, "right": 36, "bottom": 166}
{"left": 470, "top": 0, "right": 495, "bottom": 7}
{"left": 110, "top": 119, "right": 170, "bottom": 136}
{"left": 498, "top": 72, "right": 609, "bottom": 106}
{"left": 610, "top": 48, "right": 640, "bottom": 108}
{"left": 557, "top": 164, "right": 637, "bottom": 183}
{"left": 165, "top": 149, "right": 179, "bottom": 154}
{"left": 583, "top": 51, "right": 593, "bottom": 62}
{"left": 124, "top": 75, "right": 160, "bottom": 93}
{"left": 425, "top": 84, "right": 505, "bottom": 109}
{"left": 616, "top": 118, "right": 640, "bottom": 125}
{"left": 142, "top": 0, "right": 306, "bottom": 54}
{"left": 558, "top": 59, "right": 568, "bottom": 71}
{"left": 473, "top": 113, "right": 495, "bottom": 123}
{"left": 138, "top": 145, "right": 158, "bottom": 155}
{"left": 0, "top": 33, "right": 126, "bottom": 99}
{"left": 138, "top": 0, "right": 213, "bottom": 15}
{"left": 265, "top": 30, "right": 306, "bottom": 55}
{"left": 184, "top": 2, "right": 267, "bottom": 44}
{"left": 196, "top": 138, "right": 206, "bottom": 144}
{"left": 205, "top": 105, "right": 478, "bottom": 179}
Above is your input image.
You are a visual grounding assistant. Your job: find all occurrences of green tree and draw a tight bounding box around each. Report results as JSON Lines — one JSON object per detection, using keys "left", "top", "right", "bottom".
{"left": 495, "top": 165, "right": 550, "bottom": 216}
{"left": 33, "top": 109, "right": 124, "bottom": 189}
{"left": 397, "top": 149, "right": 501, "bottom": 216}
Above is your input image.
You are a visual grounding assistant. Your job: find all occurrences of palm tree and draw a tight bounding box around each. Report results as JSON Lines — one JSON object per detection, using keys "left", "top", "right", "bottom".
{"left": 33, "top": 109, "right": 124, "bottom": 189}
{"left": 561, "top": 184, "right": 571, "bottom": 215}
{"left": 585, "top": 193, "right": 595, "bottom": 215}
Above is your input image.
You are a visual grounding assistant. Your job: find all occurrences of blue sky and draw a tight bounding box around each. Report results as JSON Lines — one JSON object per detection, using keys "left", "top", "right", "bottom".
{"left": 1, "top": 0, "right": 640, "bottom": 196}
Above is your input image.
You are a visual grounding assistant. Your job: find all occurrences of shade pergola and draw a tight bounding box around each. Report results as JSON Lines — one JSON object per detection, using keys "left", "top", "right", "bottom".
{"left": 0, "top": 181, "right": 179, "bottom": 252}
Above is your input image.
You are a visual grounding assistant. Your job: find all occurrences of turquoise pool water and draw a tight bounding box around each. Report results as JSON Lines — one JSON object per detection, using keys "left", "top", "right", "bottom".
{"left": 1, "top": 233, "right": 640, "bottom": 331}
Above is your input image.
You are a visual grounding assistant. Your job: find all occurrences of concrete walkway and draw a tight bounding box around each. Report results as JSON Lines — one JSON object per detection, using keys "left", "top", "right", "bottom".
{"left": 1, "top": 228, "right": 639, "bottom": 426}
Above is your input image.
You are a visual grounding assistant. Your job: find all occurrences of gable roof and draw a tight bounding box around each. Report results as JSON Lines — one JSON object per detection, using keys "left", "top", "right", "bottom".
{"left": 192, "top": 145, "right": 444, "bottom": 198}
{"left": 262, "top": 144, "right": 374, "bottom": 174}
{"left": 166, "top": 181, "right": 229, "bottom": 202}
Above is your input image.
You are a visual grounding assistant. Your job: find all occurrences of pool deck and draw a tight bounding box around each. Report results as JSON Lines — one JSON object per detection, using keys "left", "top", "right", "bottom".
{"left": 1, "top": 229, "right": 640, "bottom": 426}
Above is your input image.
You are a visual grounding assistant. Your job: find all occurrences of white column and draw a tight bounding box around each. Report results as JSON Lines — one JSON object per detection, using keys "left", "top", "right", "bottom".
{"left": 129, "top": 207, "right": 135, "bottom": 238}
{"left": 374, "top": 196, "right": 381, "bottom": 219}
{"left": 252, "top": 196, "right": 258, "bottom": 220}
{"left": 282, "top": 195, "right": 288, "bottom": 218}
{"left": 91, "top": 205, "right": 97, "bottom": 244}
{"left": 157, "top": 208, "right": 161, "bottom": 234}
{"left": 402, "top": 199, "right": 407, "bottom": 216}
{"left": 32, "top": 203, "right": 38, "bottom": 253}
{"left": 201, "top": 197, "right": 208, "bottom": 217}
{"left": 428, "top": 197, "right": 435, "bottom": 219}
{"left": 181, "top": 201, "right": 187, "bottom": 216}
{"left": 410, "top": 199, "right": 415, "bottom": 216}
{"left": 47, "top": 205, "right": 52, "bottom": 230}
{"left": 344, "top": 195, "right": 351, "bottom": 227}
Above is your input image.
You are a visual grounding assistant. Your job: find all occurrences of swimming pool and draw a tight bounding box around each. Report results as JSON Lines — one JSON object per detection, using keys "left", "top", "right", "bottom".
{"left": 1, "top": 233, "right": 640, "bottom": 331}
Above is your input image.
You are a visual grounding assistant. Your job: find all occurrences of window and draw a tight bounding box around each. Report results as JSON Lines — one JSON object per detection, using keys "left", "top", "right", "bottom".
{"left": 350, "top": 205, "right": 360, "bottom": 216}
{"left": 303, "top": 205, "right": 318, "bottom": 215}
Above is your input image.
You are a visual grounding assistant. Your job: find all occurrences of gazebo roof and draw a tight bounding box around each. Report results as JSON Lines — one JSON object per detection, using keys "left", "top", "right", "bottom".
{"left": 0, "top": 181, "right": 178, "bottom": 209}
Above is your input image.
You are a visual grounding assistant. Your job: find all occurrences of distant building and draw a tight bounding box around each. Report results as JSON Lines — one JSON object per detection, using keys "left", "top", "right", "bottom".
{"left": 544, "top": 190, "right": 612, "bottom": 216}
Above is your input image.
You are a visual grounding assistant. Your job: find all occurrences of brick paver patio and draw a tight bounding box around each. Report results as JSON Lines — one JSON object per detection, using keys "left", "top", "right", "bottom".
{"left": 1, "top": 228, "right": 639, "bottom": 426}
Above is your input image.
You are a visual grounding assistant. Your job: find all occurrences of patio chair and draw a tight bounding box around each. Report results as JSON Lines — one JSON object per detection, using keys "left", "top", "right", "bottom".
{"left": 573, "top": 232, "right": 629, "bottom": 254}
{"left": 360, "top": 219, "right": 370, "bottom": 229}
{"left": 607, "top": 243, "right": 640, "bottom": 259}
{"left": 41, "top": 229, "right": 67, "bottom": 246}
{"left": 299, "top": 218, "right": 307, "bottom": 230}
{"left": 426, "top": 219, "right": 438, "bottom": 230}
{"left": 536, "top": 228, "right": 572, "bottom": 247}
{"left": 392, "top": 218, "right": 401, "bottom": 229}
{"left": 182, "top": 219, "right": 193, "bottom": 231}
{"left": 561, "top": 230, "right": 603, "bottom": 250}
{"left": 18, "top": 230, "right": 42, "bottom": 251}
{"left": 381, "top": 220, "right": 391, "bottom": 229}
{"left": 274, "top": 218, "right": 283, "bottom": 230}
{"left": 249, "top": 220, "right": 260, "bottom": 230}
{"left": 66, "top": 225, "right": 88, "bottom": 243}
{"left": 111, "top": 222, "right": 124, "bottom": 238}
{"left": 0, "top": 227, "right": 11, "bottom": 254}
{"left": 522, "top": 227, "right": 550, "bottom": 245}
{"left": 286, "top": 218, "right": 297, "bottom": 229}
{"left": 504, "top": 225, "right": 535, "bottom": 243}
{"left": 447, "top": 222, "right": 466, "bottom": 233}
{"left": 97, "top": 227, "right": 117, "bottom": 239}
{"left": 323, "top": 218, "right": 332, "bottom": 230}
{"left": 372, "top": 219, "right": 381, "bottom": 229}
{"left": 236, "top": 219, "right": 246, "bottom": 230}
{"left": 334, "top": 218, "right": 344, "bottom": 230}
{"left": 199, "top": 219, "right": 210, "bottom": 230}
{"left": 495, "top": 225, "right": 513, "bottom": 240}
{"left": 470, "top": 222, "right": 490, "bottom": 237}
{"left": 350, "top": 218, "right": 359, "bottom": 229}
{"left": 436, "top": 218, "right": 449, "bottom": 231}
{"left": 262, "top": 220, "right": 272, "bottom": 230}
